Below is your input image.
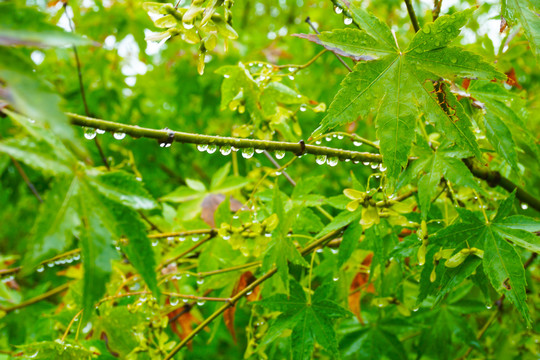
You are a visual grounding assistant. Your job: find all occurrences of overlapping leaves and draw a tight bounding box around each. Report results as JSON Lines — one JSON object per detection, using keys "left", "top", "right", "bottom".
{"left": 297, "top": 5, "right": 504, "bottom": 185}
{"left": 420, "top": 193, "right": 539, "bottom": 326}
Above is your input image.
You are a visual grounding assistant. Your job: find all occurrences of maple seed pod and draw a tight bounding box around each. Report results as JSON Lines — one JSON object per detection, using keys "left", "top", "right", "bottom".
{"left": 417, "top": 242, "right": 427, "bottom": 266}
{"left": 421, "top": 220, "right": 428, "bottom": 239}
{"left": 430, "top": 268, "right": 437, "bottom": 283}
{"left": 445, "top": 250, "right": 469, "bottom": 268}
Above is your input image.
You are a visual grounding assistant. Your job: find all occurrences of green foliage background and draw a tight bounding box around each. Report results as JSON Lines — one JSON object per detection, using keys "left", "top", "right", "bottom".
{"left": 0, "top": 0, "right": 539, "bottom": 359}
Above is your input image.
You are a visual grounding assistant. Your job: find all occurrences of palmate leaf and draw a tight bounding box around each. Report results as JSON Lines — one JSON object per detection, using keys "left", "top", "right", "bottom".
{"left": 299, "top": 6, "right": 504, "bottom": 185}
{"left": 422, "top": 193, "right": 536, "bottom": 325}
{"left": 259, "top": 281, "right": 350, "bottom": 360}
{"left": 398, "top": 137, "right": 480, "bottom": 218}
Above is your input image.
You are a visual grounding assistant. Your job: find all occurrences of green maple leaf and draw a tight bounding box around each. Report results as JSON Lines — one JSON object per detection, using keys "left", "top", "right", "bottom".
{"left": 296, "top": 6, "right": 504, "bottom": 185}
{"left": 259, "top": 281, "right": 351, "bottom": 360}
{"left": 503, "top": 0, "right": 540, "bottom": 59}
{"left": 398, "top": 136, "right": 481, "bottom": 218}
{"left": 422, "top": 193, "right": 539, "bottom": 326}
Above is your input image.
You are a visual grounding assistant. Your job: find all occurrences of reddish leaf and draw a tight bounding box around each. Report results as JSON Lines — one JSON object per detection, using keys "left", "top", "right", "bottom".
{"left": 505, "top": 68, "right": 521, "bottom": 89}
{"left": 200, "top": 194, "right": 243, "bottom": 227}
{"left": 348, "top": 254, "right": 374, "bottom": 323}
{"left": 167, "top": 305, "right": 200, "bottom": 349}
{"left": 224, "top": 271, "right": 260, "bottom": 342}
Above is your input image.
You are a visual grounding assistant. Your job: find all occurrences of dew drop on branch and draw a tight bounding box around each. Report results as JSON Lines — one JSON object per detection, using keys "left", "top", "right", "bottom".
{"left": 170, "top": 297, "right": 179, "bottom": 306}
{"left": 84, "top": 128, "right": 97, "bottom": 140}
{"left": 327, "top": 157, "right": 338, "bottom": 167}
{"left": 334, "top": 5, "right": 343, "bottom": 14}
{"left": 521, "top": 203, "right": 528, "bottom": 210}
{"left": 206, "top": 144, "right": 217, "bottom": 154}
{"left": 299, "top": 104, "right": 307, "bottom": 112}
{"left": 197, "top": 144, "right": 208, "bottom": 152}
{"left": 255, "top": 149, "right": 264, "bottom": 154}
{"left": 183, "top": 22, "right": 194, "bottom": 29}
{"left": 275, "top": 150, "right": 285, "bottom": 159}
{"left": 353, "top": 141, "right": 362, "bottom": 146}
{"left": 220, "top": 145, "right": 232, "bottom": 155}
{"left": 315, "top": 155, "right": 327, "bottom": 165}
{"left": 96, "top": 129, "right": 106, "bottom": 134}
{"left": 344, "top": 17, "right": 353, "bottom": 25}
{"left": 242, "top": 148, "right": 255, "bottom": 159}
{"left": 113, "top": 132, "right": 126, "bottom": 140}
{"left": 197, "top": 300, "right": 206, "bottom": 306}
{"left": 37, "top": 265, "right": 44, "bottom": 273}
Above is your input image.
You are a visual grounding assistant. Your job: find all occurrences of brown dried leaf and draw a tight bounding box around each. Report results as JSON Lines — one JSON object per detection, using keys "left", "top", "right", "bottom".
{"left": 224, "top": 271, "right": 259, "bottom": 342}
{"left": 348, "top": 253, "right": 374, "bottom": 323}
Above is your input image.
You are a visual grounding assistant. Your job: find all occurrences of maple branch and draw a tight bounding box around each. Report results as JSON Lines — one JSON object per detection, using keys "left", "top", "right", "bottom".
{"left": 68, "top": 113, "right": 383, "bottom": 163}
{"left": 164, "top": 228, "right": 343, "bottom": 359}
{"left": 68, "top": 115, "right": 540, "bottom": 211}
{"left": 404, "top": 0, "right": 421, "bottom": 32}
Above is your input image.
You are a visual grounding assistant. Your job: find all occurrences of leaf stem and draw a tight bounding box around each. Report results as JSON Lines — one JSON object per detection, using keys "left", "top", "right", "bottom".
{"left": 10, "top": 156, "right": 43, "bottom": 203}
{"left": 404, "top": 0, "right": 421, "bottom": 32}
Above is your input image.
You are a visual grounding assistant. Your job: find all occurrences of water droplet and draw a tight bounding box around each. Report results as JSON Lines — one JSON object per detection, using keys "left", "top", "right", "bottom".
{"left": 197, "top": 278, "right": 204, "bottom": 285}
{"left": 315, "top": 155, "right": 327, "bottom": 165}
{"left": 84, "top": 128, "right": 97, "bottom": 140}
{"left": 73, "top": 254, "right": 81, "bottom": 261}
{"left": 379, "top": 164, "right": 387, "bottom": 171}
{"left": 334, "top": 5, "right": 343, "bottom": 14}
{"left": 223, "top": 74, "right": 230, "bottom": 78}
{"left": 220, "top": 145, "right": 232, "bottom": 155}
{"left": 233, "top": 215, "right": 239, "bottom": 219}
{"left": 255, "top": 149, "right": 264, "bottom": 154}
{"left": 327, "top": 157, "right": 338, "bottom": 167}
{"left": 206, "top": 144, "right": 217, "bottom": 154}
{"left": 315, "top": 140, "right": 322, "bottom": 145}
{"left": 325, "top": 136, "right": 332, "bottom": 142}
{"left": 333, "top": 276, "right": 339, "bottom": 281}
{"left": 344, "top": 17, "right": 353, "bottom": 25}
{"left": 299, "top": 104, "right": 307, "bottom": 112}
{"left": 412, "top": 307, "right": 419, "bottom": 312}
{"left": 183, "top": 22, "right": 194, "bottom": 29}
{"left": 275, "top": 150, "right": 286, "bottom": 159}
{"left": 37, "top": 265, "right": 44, "bottom": 273}
{"left": 450, "top": 57, "right": 457, "bottom": 63}
{"left": 337, "top": 135, "right": 344, "bottom": 140}
{"left": 316, "top": 248, "right": 323, "bottom": 253}
{"left": 152, "top": 240, "right": 158, "bottom": 247}
{"left": 521, "top": 203, "right": 528, "bottom": 210}
{"left": 113, "top": 132, "right": 126, "bottom": 140}
{"left": 422, "top": 25, "right": 431, "bottom": 34}
{"left": 370, "top": 163, "right": 379, "bottom": 169}
{"left": 223, "top": 235, "right": 231, "bottom": 240}
{"left": 170, "top": 297, "right": 179, "bottom": 306}
{"left": 197, "top": 144, "right": 208, "bottom": 152}
{"left": 178, "top": 237, "right": 186, "bottom": 242}
{"left": 275, "top": 171, "right": 282, "bottom": 175}
{"left": 288, "top": 67, "right": 296, "bottom": 72}
{"left": 353, "top": 141, "right": 362, "bottom": 146}
{"left": 96, "top": 129, "right": 106, "bottom": 134}
{"left": 264, "top": 233, "right": 272, "bottom": 238}
{"left": 242, "top": 148, "right": 254, "bottom": 159}
{"left": 486, "top": 303, "right": 492, "bottom": 309}
{"left": 197, "top": 300, "right": 206, "bottom": 306}
{"left": 192, "top": 236, "right": 200, "bottom": 242}
{"left": 47, "top": 262, "right": 54, "bottom": 268}
{"left": 288, "top": 75, "right": 295, "bottom": 80}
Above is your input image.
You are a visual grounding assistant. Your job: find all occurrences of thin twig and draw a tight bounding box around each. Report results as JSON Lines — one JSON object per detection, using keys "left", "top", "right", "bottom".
{"left": 305, "top": 17, "right": 352, "bottom": 72}
{"left": 63, "top": 2, "right": 110, "bottom": 170}
{"left": 432, "top": 0, "right": 443, "bottom": 21}
{"left": 0, "top": 282, "right": 72, "bottom": 313}
{"left": 164, "top": 228, "right": 343, "bottom": 359}
{"left": 10, "top": 156, "right": 43, "bottom": 203}
{"left": 67, "top": 114, "right": 540, "bottom": 212}
{"left": 404, "top": 0, "right": 421, "bottom": 32}
{"left": 263, "top": 151, "right": 296, "bottom": 186}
